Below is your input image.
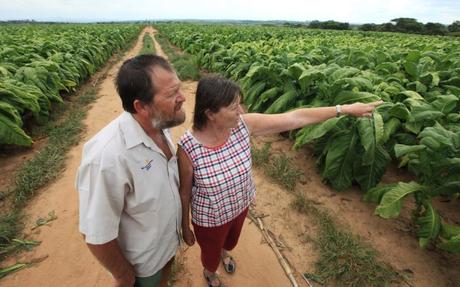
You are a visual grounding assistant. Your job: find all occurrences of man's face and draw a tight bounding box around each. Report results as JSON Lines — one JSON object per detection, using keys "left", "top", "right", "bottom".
{"left": 148, "top": 67, "right": 186, "bottom": 129}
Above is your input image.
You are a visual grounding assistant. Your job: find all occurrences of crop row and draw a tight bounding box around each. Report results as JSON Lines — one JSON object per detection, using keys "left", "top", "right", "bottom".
{"left": 156, "top": 23, "right": 460, "bottom": 252}
{"left": 0, "top": 24, "right": 142, "bottom": 146}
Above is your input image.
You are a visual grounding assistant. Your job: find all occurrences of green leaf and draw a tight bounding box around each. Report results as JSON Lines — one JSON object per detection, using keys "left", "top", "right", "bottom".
{"left": 0, "top": 101, "right": 22, "bottom": 125}
{"left": 383, "top": 118, "right": 401, "bottom": 141}
{"left": 0, "top": 112, "right": 33, "bottom": 146}
{"left": 394, "top": 144, "right": 426, "bottom": 158}
{"left": 375, "top": 181, "right": 424, "bottom": 219}
{"left": 298, "top": 67, "right": 325, "bottom": 93}
{"left": 245, "top": 65, "right": 268, "bottom": 79}
{"left": 387, "top": 103, "right": 410, "bottom": 120}
{"left": 403, "top": 121, "right": 423, "bottom": 134}
{"left": 373, "top": 112, "right": 384, "bottom": 144}
{"left": 322, "top": 131, "right": 357, "bottom": 191}
{"left": 364, "top": 183, "right": 398, "bottom": 204}
{"left": 407, "top": 81, "right": 427, "bottom": 93}
{"left": 245, "top": 81, "right": 266, "bottom": 107}
{"left": 399, "top": 90, "right": 424, "bottom": 101}
{"left": 334, "top": 91, "right": 380, "bottom": 105}
{"left": 329, "top": 66, "right": 360, "bottom": 82}
{"left": 419, "top": 123, "right": 455, "bottom": 149}
{"left": 293, "top": 116, "right": 344, "bottom": 149}
{"left": 357, "top": 117, "right": 375, "bottom": 164}
{"left": 440, "top": 223, "right": 460, "bottom": 240}
{"left": 416, "top": 201, "right": 441, "bottom": 249}
{"left": 251, "top": 87, "right": 281, "bottom": 112}
{"left": 404, "top": 51, "right": 421, "bottom": 78}
{"left": 420, "top": 72, "right": 440, "bottom": 87}
{"left": 265, "top": 89, "right": 298, "bottom": 114}
{"left": 442, "top": 76, "right": 460, "bottom": 87}
{"left": 430, "top": 94, "right": 458, "bottom": 114}
{"left": 419, "top": 137, "right": 441, "bottom": 151}
{"left": 354, "top": 145, "right": 391, "bottom": 191}
{"left": 432, "top": 181, "right": 460, "bottom": 197}
{"left": 439, "top": 235, "right": 460, "bottom": 253}
{"left": 408, "top": 104, "right": 445, "bottom": 123}
{"left": 447, "top": 113, "right": 460, "bottom": 122}
{"left": 286, "top": 63, "right": 307, "bottom": 79}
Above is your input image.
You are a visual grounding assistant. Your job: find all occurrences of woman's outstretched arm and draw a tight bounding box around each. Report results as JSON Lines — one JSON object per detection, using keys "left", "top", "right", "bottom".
{"left": 243, "top": 101, "right": 382, "bottom": 136}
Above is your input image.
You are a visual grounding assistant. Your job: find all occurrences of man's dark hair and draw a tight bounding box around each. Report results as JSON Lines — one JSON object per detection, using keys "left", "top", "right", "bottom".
{"left": 193, "top": 75, "right": 242, "bottom": 130}
{"left": 116, "top": 54, "right": 174, "bottom": 113}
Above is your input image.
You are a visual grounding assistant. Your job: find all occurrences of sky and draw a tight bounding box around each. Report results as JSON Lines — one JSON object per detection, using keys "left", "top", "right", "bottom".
{"left": 0, "top": 0, "right": 459, "bottom": 25}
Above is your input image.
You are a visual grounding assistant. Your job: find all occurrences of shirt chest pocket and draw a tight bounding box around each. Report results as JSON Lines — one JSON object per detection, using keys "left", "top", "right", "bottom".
{"left": 125, "top": 158, "right": 167, "bottom": 215}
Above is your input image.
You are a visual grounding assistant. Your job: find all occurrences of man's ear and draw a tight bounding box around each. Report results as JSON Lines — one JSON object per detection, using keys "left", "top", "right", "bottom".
{"left": 133, "top": 99, "right": 150, "bottom": 118}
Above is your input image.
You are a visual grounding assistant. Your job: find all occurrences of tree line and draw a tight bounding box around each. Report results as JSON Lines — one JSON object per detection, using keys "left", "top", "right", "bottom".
{"left": 284, "top": 18, "right": 460, "bottom": 36}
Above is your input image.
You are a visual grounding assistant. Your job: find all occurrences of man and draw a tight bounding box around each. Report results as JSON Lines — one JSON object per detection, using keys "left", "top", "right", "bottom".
{"left": 76, "top": 55, "right": 186, "bottom": 287}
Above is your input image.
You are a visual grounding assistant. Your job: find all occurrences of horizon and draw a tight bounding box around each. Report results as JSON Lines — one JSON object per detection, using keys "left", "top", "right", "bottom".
{"left": 1, "top": 0, "right": 459, "bottom": 25}
{"left": 1, "top": 18, "right": 457, "bottom": 26}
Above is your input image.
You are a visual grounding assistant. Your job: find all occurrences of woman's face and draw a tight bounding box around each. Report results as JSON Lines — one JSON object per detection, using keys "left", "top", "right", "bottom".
{"left": 212, "top": 95, "right": 243, "bottom": 129}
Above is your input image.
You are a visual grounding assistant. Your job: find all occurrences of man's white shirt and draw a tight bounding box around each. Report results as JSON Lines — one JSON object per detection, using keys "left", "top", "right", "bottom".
{"left": 76, "top": 112, "right": 181, "bottom": 277}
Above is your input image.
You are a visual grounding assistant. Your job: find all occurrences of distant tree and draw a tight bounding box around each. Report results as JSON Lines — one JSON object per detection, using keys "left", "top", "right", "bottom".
{"left": 377, "top": 22, "right": 395, "bottom": 32}
{"left": 308, "top": 20, "right": 349, "bottom": 30}
{"left": 448, "top": 21, "right": 460, "bottom": 32}
{"left": 391, "top": 18, "right": 423, "bottom": 33}
{"left": 360, "top": 23, "right": 377, "bottom": 31}
{"left": 423, "top": 22, "right": 448, "bottom": 35}
{"left": 323, "top": 20, "right": 349, "bottom": 30}
{"left": 308, "top": 20, "right": 321, "bottom": 29}
{"left": 306, "top": 18, "right": 457, "bottom": 36}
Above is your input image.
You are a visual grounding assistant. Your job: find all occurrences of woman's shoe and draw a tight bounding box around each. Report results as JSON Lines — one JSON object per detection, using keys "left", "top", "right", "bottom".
{"left": 221, "top": 254, "right": 236, "bottom": 274}
{"left": 203, "top": 269, "right": 224, "bottom": 287}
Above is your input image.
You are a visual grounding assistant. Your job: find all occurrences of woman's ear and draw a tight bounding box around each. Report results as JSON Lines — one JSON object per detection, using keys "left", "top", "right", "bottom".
{"left": 205, "top": 109, "right": 214, "bottom": 122}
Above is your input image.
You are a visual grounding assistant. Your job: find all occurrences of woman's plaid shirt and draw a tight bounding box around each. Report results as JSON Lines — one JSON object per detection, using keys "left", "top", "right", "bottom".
{"left": 178, "top": 117, "right": 256, "bottom": 227}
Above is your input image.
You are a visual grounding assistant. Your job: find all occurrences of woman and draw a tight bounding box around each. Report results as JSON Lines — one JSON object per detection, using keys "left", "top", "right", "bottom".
{"left": 177, "top": 75, "right": 381, "bottom": 287}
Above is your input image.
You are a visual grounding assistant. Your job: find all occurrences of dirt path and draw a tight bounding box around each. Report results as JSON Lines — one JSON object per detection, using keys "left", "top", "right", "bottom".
{"left": 0, "top": 27, "right": 290, "bottom": 287}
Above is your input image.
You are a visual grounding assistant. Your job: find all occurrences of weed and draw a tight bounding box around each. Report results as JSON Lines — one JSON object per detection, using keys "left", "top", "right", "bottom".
{"left": 266, "top": 154, "right": 303, "bottom": 191}
{"left": 251, "top": 142, "right": 271, "bottom": 167}
{"left": 292, "top": 195, "right": 400, "bottom": 287}
{"left": 155, "top": 33, "right": 200, "bottom": 81}
{"left": 139, "top": 33, "right": 156, "bottom": 55}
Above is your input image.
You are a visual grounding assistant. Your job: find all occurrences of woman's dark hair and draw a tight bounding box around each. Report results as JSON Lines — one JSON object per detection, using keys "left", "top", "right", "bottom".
{"left": 193, "top": 75, "right": 242, "bottom": 130}
{"left": 115, "top": 54, "right": 173, "bottom": 113}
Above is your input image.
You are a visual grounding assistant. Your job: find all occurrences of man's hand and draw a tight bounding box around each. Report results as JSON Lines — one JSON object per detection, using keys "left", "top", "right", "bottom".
{"left": 86, "top": 240, "right": 136, "bottom": 287}
{"left": 112, "top": 265, "right": 136, "bottom": 287}
{"left": 182, "top": 227, "right": 196, "bottom": 246}
{"left": 343, "top": 100, "right": 383, "bottom": 117}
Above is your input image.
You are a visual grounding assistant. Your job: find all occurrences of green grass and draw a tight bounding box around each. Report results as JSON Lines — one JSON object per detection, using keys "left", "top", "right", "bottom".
{"left": 168, "top": 260, "right": 184, "bottom": 287}
{"left": 155, "top": 33, "right": 200, "bottom": 81}
{"left": 266, "top": 154, "right": 303, "bottom": 191}
{"left": 139, "top": 33, "right": 156, "bottom": 55}
{"left": 251, "top": 142, "right": 303, "bottom": 190}
{"left": 251, "top": 142, "right": 271, "bottom": 166}
{"left": 14, "top": 110, "right": 85, "bottom": 206}
{"left": 0, "top": 212, "right": 23, "bottom": 258}
{"left": 292, "top": 195, "right": 401, "bottom": 287}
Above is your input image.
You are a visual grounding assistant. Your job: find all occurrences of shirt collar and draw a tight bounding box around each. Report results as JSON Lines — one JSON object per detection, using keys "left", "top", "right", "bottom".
{"left": 119, "top": 112, "right": 163, "bottom": 152}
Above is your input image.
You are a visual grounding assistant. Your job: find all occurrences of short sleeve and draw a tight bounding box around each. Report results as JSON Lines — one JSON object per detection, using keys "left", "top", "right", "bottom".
{"left": 76, "top": 163, "right": 126, "bottom": 244}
